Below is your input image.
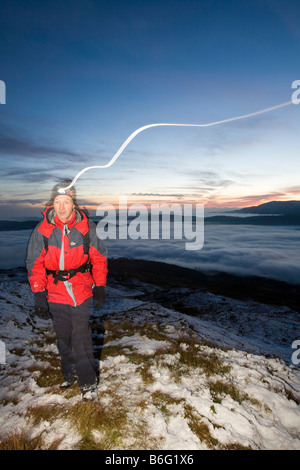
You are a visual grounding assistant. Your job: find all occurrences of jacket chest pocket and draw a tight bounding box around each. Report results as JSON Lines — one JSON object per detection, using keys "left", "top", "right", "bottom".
{"left": 68, "top": 231, "right": 83, "bottom": 250}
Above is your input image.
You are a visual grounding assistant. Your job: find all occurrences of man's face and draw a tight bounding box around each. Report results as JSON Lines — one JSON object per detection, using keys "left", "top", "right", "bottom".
{"left": 53, "top": 195, "right": 75, "bottom": 222}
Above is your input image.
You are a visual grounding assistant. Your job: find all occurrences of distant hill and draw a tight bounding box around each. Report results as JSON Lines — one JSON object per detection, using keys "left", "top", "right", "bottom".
{"left": 232, "top": 200, "right": 300, "bottom": 216}
{"left": 204, "top": 214, "right": 300, "bottom": 226}
{"left": 205, "top": 201, "right": 300, "bottom": 225}
{"left": 1, "top": 201, "right": 300, "bottom": 231}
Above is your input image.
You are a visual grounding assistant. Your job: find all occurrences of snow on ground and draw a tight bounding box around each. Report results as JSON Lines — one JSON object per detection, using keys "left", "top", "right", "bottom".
{"left": 0, "top": 268, "right": 299, "bottom": 450}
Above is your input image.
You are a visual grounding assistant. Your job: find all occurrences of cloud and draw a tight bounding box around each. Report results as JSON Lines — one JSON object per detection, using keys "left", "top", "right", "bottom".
{"left": 0, "top": 124, "right": 78, "bottom": 159}
{"left": 130, "top": 192, "right": 186, "bottom": 198}
{"left": 217, "top": 192, "right": 286, "bottom": 208}
{"left": 0, "top": 170, "right": 64, "bottom": 183}
{"left": 0, "top": 121, "right": 103, "bottom": 180}
{"left": 180, "top": 170, "right": 236, "bottom": 198}
{"left": 0, "top": 199, "right": 45, "bottom": 205}
{"left": 1, "top": 222, "right": 299, "bottom": 284}
{"left": 284, "top": 186, "right": 300, "bottom": 198}
{"left": 103, "top": 223, "right": 300, "bottom": 284}
{"left": 0, "top": 122, "right": 110, "bottom": 202}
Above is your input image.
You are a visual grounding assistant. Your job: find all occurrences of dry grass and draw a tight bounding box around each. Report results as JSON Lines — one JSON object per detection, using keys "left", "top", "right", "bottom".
{"left": 184, "top": 404, "right": 252, "bottom": 450}
{"left": 209, "top": 379, "right": 260, "bottom": 407}
{"left": 0, "top": 427, "right": 64, "bottom": 450}
{"left": 184, "top": 404, "right": 219, "bottom": 449}
{"left": 151, "top": 390, "right": 185, "bottom": 417}
{"left": 27, "top": 403, "right": 69, "bottom": 426}
{"left": 0, "top": 311, "right": 259, "bottom": 450}
{"left": 28, "top": 364, "right": 63, "bottom": 388}
{"left": 67, "top": 397, "right": 141, "bottom": 450}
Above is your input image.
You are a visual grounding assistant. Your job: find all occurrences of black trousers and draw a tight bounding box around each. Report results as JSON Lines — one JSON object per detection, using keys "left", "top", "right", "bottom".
{"left": 49, "top": 298, "right": 97, "bottom": 389}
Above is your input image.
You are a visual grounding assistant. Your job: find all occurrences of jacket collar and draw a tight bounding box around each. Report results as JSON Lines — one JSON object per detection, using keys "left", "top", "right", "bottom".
{"left": 38, "top": 206, "right": 89, "bottom": 236}
{"left": 53, "top": 210, "right": 77, "bottom": 230}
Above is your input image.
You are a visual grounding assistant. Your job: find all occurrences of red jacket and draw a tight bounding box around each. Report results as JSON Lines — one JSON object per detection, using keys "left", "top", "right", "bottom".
{"left": 26, "top": 207, "right": 108, "bottom": 306}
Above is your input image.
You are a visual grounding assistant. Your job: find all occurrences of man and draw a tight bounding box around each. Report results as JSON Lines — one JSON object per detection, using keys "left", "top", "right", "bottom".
{"left": 26, "top": 181, "right": 108, "bottom": 401}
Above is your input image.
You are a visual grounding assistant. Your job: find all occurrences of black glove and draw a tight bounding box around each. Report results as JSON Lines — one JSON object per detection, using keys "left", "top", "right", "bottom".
{"left": 34, "top": 291, "right": 51, "bottom": 319}
{"left": 93, "top": 286, "right": 106, "bottom": 312}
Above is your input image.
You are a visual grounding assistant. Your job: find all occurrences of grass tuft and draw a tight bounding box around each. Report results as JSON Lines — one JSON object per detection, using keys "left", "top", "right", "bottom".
{"left": 0, "top": 427, "right": 64, "bottom": 450}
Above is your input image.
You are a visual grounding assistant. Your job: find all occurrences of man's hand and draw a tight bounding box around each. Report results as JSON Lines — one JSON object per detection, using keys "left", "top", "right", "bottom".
{"left": 34, "top": 291, "right": 51, "bottom": 319}
{"left": 93, "top": 286, "right": 106, "bottom": 312}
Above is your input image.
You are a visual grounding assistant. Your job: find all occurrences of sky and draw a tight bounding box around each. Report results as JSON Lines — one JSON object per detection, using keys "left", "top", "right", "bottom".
{"left": 0, "top": 0, "right": 300, "bottom": 219}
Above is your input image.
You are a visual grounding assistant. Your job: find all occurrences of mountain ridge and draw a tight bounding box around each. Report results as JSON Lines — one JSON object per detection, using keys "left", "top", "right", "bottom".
{"left": 1, "top": 200, "right": 300, "bottom": 231}
{"left": 231, "top": 200, "right": 300, "bottom": 216}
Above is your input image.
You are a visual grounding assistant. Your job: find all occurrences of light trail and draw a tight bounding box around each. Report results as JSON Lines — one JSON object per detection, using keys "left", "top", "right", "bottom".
{"left": 58, "top": 100, "right": 293, "bottom": 193}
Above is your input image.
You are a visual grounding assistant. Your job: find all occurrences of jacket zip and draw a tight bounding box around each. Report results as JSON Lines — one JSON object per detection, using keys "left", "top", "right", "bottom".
{"left": 60, "top": 224, "right": 77, "bottom": 307}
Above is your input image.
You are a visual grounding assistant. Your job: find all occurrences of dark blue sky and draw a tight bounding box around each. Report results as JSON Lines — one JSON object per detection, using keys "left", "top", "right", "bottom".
{"left": 0, "top": 0, "right": 299, "bottom": 217}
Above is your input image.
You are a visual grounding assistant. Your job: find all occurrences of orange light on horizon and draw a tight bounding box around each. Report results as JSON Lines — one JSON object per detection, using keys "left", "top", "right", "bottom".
{"left": 79, "top": 192, "right": 300, "bottom": 212}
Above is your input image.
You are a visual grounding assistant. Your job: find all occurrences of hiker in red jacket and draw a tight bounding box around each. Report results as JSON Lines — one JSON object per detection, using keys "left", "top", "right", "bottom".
{"left": 26, "top": 181, "right": 108, "bottom": 401}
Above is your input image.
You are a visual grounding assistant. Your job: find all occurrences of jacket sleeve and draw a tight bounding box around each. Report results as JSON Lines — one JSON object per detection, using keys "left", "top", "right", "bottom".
{"left": 26, "top": 223, "right": 47, "bottom": 293}
{"left": 88, "top": 220, "right": 108, "bottom": 287}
